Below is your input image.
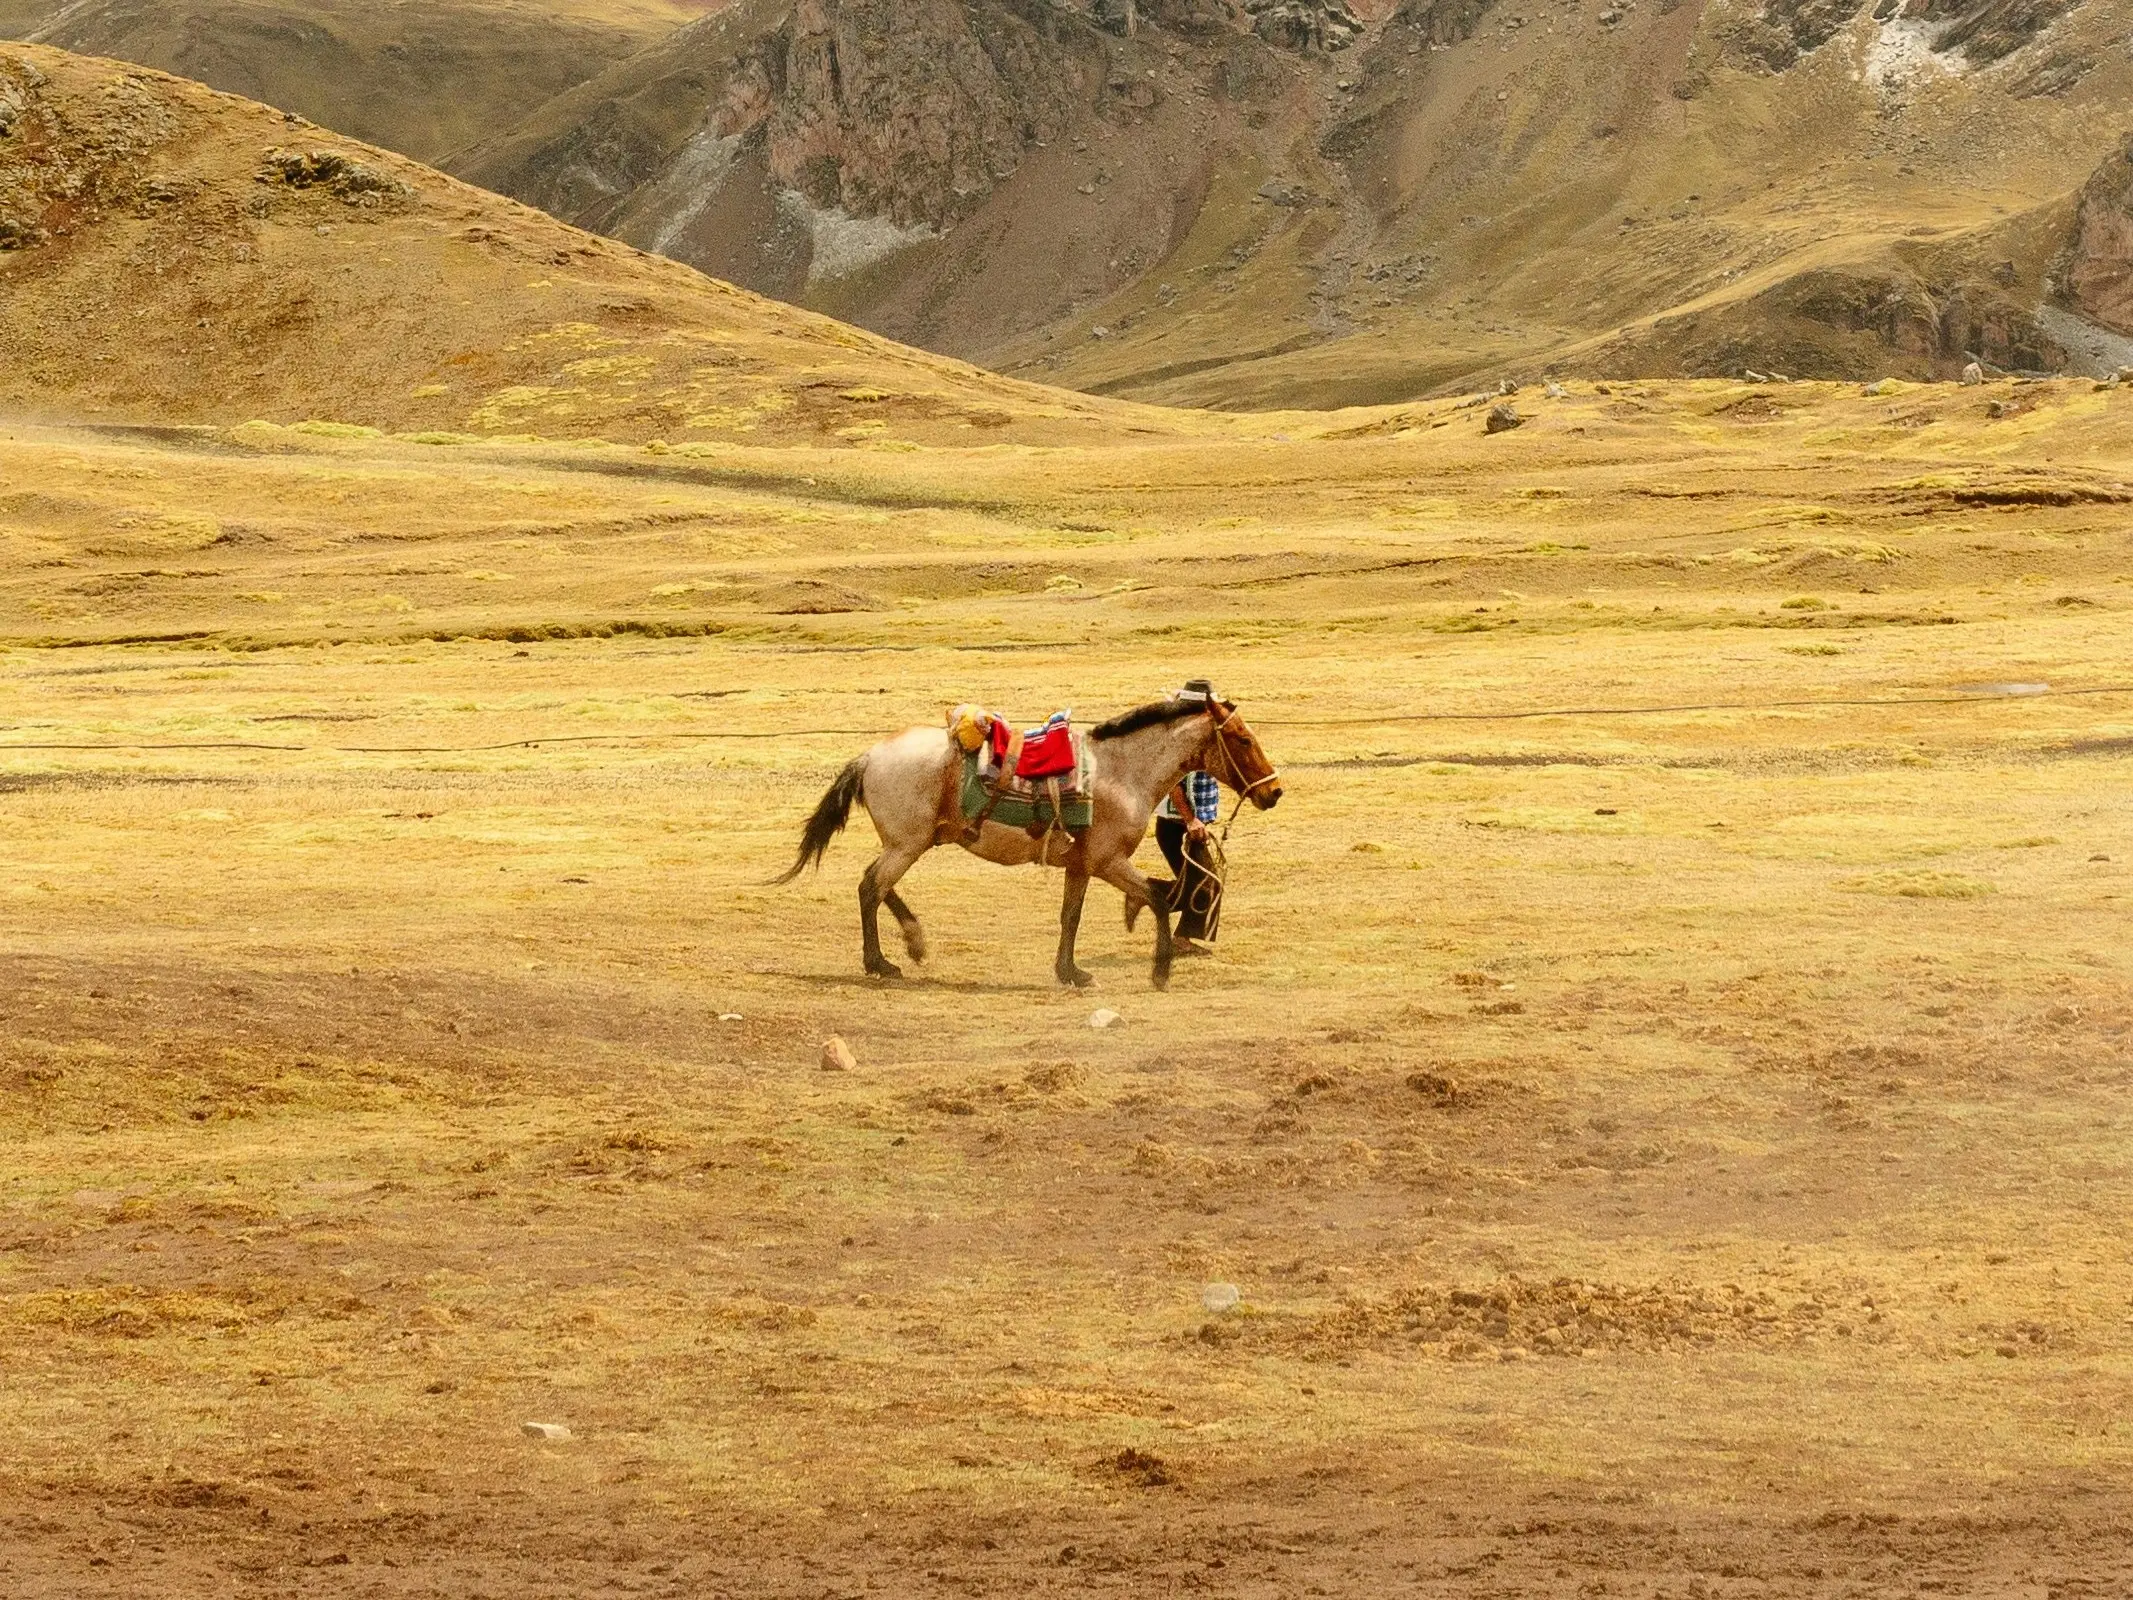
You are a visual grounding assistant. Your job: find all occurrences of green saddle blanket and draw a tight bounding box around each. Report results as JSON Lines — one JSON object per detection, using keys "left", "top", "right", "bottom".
{"left": 960, "top": 752, "right": 1092, "bottom": 833}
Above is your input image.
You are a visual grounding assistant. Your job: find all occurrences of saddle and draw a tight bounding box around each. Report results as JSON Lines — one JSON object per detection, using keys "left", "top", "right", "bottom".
{"left": 946, "top": 704, "right": 1092, "bottom": 839}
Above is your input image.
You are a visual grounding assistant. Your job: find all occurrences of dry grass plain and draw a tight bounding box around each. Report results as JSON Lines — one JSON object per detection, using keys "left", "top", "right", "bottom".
{"left": 4, "top": 377, "right": 2133, "bottom": 1596}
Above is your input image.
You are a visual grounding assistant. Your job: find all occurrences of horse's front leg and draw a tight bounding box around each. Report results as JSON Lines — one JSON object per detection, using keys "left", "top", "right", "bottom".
{"left": 1096, "top": 858, "right": 1174, "bottom": 991}
{"left": 1055, "top": 868, "right": 1094, "bottom": 989}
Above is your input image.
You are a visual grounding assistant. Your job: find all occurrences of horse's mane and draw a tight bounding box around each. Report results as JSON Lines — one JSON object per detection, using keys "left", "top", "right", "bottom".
{"left": 1091, "top": 698, "right": 1220, "bottom": 740}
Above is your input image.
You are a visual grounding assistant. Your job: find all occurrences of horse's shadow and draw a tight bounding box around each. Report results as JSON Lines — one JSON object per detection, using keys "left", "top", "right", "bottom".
{"left": 786, "top": 971, "right": 1063, "bottom": 996}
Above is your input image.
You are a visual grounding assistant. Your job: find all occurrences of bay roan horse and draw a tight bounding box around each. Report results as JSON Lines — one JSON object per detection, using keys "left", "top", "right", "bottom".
{"left": 776, "top": 696, "right": 1282, "bottom": 989}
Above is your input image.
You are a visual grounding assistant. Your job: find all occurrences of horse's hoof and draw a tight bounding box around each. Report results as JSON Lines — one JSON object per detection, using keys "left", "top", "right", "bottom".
{"left": 867, "top": 960, "right": 904, "bottom": 981}
{"left": 1150, "top": 964, "right": 1172, "bottom": 992}
{"left": 1058, "top": 967, "right": 1095, "bottom": 990}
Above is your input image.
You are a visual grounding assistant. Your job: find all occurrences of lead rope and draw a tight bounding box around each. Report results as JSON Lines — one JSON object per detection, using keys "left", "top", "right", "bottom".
{"left": 1190, "top": 717, "right": 1269, "bottom": 931}
{"left": 1186, "top": 828, "right": 1227, "bottom": 931}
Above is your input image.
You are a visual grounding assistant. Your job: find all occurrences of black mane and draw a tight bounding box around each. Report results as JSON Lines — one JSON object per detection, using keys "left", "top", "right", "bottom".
{"left": 1091, "top": 698, "right": 1217, "bottom": 740}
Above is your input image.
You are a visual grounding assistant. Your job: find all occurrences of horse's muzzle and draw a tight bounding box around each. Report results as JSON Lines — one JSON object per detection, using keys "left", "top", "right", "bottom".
{"left": 1256, "top": 786, "right": 1282, "bottom": 810}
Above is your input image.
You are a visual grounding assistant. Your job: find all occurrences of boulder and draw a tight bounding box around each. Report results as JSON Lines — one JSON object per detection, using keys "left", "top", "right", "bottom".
{"left": 1484, "top": 402, "right": 1523, "bottom": 433}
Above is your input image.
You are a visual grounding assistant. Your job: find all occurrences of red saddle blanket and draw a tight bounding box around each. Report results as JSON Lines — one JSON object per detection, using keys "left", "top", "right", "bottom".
{"left": 1015, "top": 713, "right": 1076, "bottom": 779}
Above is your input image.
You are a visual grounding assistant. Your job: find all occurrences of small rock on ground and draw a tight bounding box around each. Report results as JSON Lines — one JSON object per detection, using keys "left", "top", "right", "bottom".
{"left": 822, "top": 1036, "right": 858, "bottom": 1072}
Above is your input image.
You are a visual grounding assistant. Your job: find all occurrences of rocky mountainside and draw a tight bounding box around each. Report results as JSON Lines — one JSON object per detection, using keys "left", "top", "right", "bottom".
{"left": 453, "top": 0, "right": 2133, "bottom": 401}
{"left": 1, "top": 1, "right": 718, "bottom": 163}
{"left": 0, "top": 44, "right": 1134, "bottom": 442}
{"left": 6, "top": 0, "right": 2131, "bottom": 402}
{"left": 448, "top": 0, "right": 1250, "bottom": 357}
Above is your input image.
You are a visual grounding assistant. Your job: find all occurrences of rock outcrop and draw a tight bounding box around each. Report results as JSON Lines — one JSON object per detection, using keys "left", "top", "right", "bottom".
{"left": 257, "top": 146, "right": 412, "bottom": 208}
{"left": 1729, "top": 0, "right": 2079, "bottom": 72}
{"left": 456, "top": 0, "right": 1108, "bottom": 265}
{"left": 1245, "top": 0, "right": 1363, "bottom": 52}
{"left": 1920, "top": 0, "right": 2080, "bottom": 66}
{"left": 1594, "top": 263, "right": 2069, "bottom": 382}
{"left": 0, "top": 50, "right": 170, "bottom": 251}
{"left": 450, "top": 0, "right": 1269, "bottom": 357}
{"left": 1395, "top": 0, "right": 1497, "bottom": 45}
{"left": 2062, "top": 137, "right": 2133, "bottom": 337}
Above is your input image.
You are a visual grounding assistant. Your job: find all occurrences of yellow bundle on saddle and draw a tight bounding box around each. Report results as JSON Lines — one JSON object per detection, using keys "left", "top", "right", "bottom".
{"left": 948, "top": 703, "right": 991, "bottom": 754}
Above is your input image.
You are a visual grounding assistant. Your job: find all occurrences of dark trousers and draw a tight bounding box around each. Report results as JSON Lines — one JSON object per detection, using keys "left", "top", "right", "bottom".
{"left": 1155, "top": 817, "right": 1221, "bottom": 943}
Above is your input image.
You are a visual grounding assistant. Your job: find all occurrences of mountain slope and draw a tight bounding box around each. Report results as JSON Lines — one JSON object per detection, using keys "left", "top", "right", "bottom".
{"left": 1013, "top": 0, "right": 2133, "bottom": 401}
{"left": 459, "top": 0, "right": 2133, "bottom": 402}
{"left": 449, "top": 0, "right": 1295, "bottom": 361}
{"left": 0, "top": 43, "right": 1143, "bottom": 443}
{"left": 6, "top": 1, "right": 721, "bottom": 164}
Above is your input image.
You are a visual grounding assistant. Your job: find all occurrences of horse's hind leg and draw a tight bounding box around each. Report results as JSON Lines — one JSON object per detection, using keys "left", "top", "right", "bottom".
{"left": 859, "top": 846, "right": 924, "bottom": 979}
{"left": 883, "top": 887, "right": 927, "bottom": 964}
{"left": 1055, "top": 869, "right": 1093, "bottom": 989}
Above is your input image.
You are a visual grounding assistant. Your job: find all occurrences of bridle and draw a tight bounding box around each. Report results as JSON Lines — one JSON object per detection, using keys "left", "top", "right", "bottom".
{"left": 1202, "top": 701, "right": 1281, "bottom": 833}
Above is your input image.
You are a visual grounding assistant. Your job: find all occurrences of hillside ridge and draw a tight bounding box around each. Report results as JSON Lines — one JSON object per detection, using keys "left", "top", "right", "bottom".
{"left": 0, "top": 42, "right": 1167, "bottom": 445}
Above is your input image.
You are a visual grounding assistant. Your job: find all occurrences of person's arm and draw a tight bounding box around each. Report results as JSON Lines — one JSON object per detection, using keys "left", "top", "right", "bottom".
{"left": 1176, "top": 781, "right": 1208, "bottom": 840}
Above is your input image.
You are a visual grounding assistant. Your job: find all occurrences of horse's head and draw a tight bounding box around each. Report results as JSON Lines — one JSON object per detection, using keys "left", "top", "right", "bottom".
{"left": 1206, "top": 699, "right": 1282, "bottom": 810}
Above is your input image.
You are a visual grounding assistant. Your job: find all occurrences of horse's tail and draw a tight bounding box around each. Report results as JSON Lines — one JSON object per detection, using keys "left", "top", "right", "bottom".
{"left": 772, "top": 756, "right": 866, "bottom": 885}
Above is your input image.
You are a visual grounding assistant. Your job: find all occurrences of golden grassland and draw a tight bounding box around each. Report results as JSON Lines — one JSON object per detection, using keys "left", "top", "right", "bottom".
{"left": 4, "top": 377, "right": 2133, "bottom": 1593}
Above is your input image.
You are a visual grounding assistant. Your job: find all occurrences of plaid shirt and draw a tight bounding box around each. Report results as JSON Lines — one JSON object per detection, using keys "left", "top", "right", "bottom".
{"left": 1158, "top": 769, "right": 1221, "bottom": 823}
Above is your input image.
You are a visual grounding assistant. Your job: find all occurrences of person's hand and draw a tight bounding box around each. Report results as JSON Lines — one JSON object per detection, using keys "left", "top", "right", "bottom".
{"left": 1187, "top": 818, "right": 1208, "bottom": 842}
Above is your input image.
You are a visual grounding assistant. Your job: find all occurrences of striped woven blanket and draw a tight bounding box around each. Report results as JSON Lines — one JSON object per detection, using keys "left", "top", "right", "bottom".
{"left": 959, "top": 740, "right": 1091, "bottom": 834}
